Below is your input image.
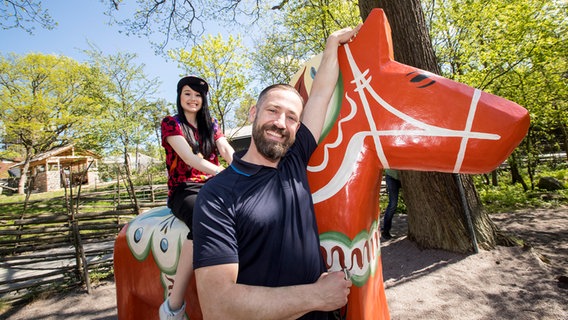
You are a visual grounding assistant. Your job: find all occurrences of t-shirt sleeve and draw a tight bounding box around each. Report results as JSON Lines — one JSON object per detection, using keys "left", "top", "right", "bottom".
{"left": 161, "top": 116, "right": 183, "bottom": 146}
{"left": 293, "top": 123, "right": 318, "bottom": 165}
{"left": 192, "top": 182, "right": 239, "bottom": 269}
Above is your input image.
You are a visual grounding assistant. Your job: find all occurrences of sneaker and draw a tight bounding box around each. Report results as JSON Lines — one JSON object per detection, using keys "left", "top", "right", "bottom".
{"left": 381, "top": 231, "right": 393, "bottom": 240}
{"left": 159, "top": 299, "right": 186, "bottom": 320}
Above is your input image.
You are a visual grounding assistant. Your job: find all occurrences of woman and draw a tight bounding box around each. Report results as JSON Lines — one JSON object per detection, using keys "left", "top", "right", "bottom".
{"left": 159, "top": 75, "right": 234, "bottom": 320}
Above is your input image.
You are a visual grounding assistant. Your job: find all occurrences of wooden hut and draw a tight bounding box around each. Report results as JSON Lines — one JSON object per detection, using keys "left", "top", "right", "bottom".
{"left": 10, "top": 145, "right": 101, "bottom": 193}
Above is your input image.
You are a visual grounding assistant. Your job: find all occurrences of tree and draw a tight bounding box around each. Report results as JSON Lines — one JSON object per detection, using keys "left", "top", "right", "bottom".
{"left": 359, "top": 1, "right": 498, "bottom": 252}
{"left": 101, "top": 0, "right": 360, "bottom": 86}
{"left": 251, "top": 33, "right": 306, "bottom": 87}
{"left": 145, "top": 98, "right": 171, "bottom": 162}
{"left": 251, "top": 0, "right": 361, "bottom": 88}
{"left": 233, "top": 92, "right": 256, "bottom": 128}
{"left": 85, "top": 47, "right": 161, "bottom": 214}
{"left": 0, "top": 53, "right": 102, "bottom": 194}
{"left": 169, "top": 33, "right": 252, "bottom": 132}
{"left": 1, "top": 0, "right": 56, "bottom": 33}
{"left": 103, "top": 0, "right": 362, "bottom": 52}
{"left": 102, "top": 0, "right": 268, "bottom": 52}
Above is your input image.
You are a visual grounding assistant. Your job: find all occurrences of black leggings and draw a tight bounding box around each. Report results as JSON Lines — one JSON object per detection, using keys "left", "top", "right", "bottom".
{"left": 168, "top": 182, "right": 203, "bottom": 240}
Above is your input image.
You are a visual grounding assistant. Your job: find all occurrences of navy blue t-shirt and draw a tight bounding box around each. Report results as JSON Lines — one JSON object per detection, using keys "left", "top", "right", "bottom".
{"left": 193, "top": 123, "right": 330, "bottom": 319}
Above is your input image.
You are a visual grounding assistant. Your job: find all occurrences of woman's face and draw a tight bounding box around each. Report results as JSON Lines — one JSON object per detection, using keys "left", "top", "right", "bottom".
{"left": 179, "top": 85, "right": 203, "bottom": 114}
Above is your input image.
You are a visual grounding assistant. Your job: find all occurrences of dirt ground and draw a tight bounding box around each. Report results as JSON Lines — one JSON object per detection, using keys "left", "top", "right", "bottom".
{"left": 3, "top": 206, "right": 567, "bottom": 320}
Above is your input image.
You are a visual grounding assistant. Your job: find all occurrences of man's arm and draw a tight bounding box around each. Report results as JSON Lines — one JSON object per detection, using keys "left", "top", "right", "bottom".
{"left": 301, "top": 24, "right": 362, "bottom": 142}
{"left": 195, "top": 264, "right": 350, "bottom": 320}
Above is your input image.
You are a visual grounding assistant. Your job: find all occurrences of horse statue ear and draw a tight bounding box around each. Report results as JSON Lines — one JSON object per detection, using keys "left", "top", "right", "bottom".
{"left": 357, "top": 9, "right": 395, "bottom": 63}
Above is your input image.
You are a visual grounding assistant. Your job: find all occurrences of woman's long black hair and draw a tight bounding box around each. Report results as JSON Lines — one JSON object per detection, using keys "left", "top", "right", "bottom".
{"left": 176, "top": 83, "right": 216, "bottom": 158}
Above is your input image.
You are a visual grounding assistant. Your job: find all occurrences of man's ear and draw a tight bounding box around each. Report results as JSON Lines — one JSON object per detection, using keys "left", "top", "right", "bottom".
{"left": 248, "top": 105, "right": 257, "bottom": 123}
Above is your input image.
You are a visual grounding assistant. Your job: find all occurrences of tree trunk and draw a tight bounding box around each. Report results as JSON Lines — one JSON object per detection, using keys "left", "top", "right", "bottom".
{"left": 509, "top": 151, "right": 528, "bottom": 191}
{"left": 483, "top": 171, "right": 499, "bottom": 186}
{"left": 561, "top": 120, "right": 568, "bottom": 161}
{"left": 123, "top": 149, "right": 140, "bottom": 215}
{"left": 360, "top": 0, "right": 498, "bottom": 253}
{"left": 17, "top": 149, "right": 33, "bottom": 195}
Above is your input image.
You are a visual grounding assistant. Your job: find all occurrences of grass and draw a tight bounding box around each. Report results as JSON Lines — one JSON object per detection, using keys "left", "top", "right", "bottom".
{"left": 3, "top": 167, "right": 567, "bottom": 218}
{"left": 0, "top": 183, "right": 118, "bottom": 218}
{"left": 89, "top": 267, "right": 115, "bottom": 285}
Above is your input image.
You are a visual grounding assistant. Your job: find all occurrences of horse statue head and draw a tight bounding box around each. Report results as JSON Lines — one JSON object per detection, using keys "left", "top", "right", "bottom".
{"left": 291, "top": 8, "right": 529, "bottom": 319}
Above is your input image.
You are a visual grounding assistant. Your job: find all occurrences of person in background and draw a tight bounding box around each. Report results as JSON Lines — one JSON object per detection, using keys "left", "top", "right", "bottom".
{"left": 381, "top": 169, "right": 401, "bottom": 240}
{"left": 159, "top": 75, "right": 234, "bottom": 320}
{"left": 191, "top": 24, "right": 362, "bottom": 320}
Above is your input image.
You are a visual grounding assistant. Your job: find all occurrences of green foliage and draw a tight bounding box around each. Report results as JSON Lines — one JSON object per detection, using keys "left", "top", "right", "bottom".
{"left": 542, "top": 167, "right": 568, "bottom": 181}
{"left": 233, "top": 92, "right": 256, "bottom": 128}
{"left": 88, "top": 267, "right": 114, "bottom": 285}
{"left": 477, "top": 182, "right": 540, "bottom": 212}
{"left": 251, "top": 33, "right": 306, "bottom": 86}
{"left": 0, "top": 147, "right": 22, "bottom": 160}
{"left": 169, "top": 34, "right": 252, "bottom": 132}
{"left": 84, "top": 47, "right": 162, "bottom": 157}
{"left": 0, "top": 53, "right": 102, "bottom": 154}
{"left": 379, "top": 192, "right": 407, "bottom": 215}
{"left": 281, "top": 0, "right": 361, "bottom": 48}
{"left": 0, "top": 52, "right": 107, "bottom": 193}
{"left": 474, "top": 166, "right": 568, "bottom": 213}
{"left": 426, "top": 0, "right": 568, "bottom": 187}
{"left": 252, "top": 0, "right": 361, "bottom": 88}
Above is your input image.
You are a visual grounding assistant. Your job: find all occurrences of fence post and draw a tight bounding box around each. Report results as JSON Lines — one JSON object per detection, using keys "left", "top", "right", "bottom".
{"left": 149, "top": 172, "right": 155, "bottom": 203}
{"left": 71, "top": 219, "right": 92, "bottom": 294}
{"left": 68, "top": 169, "right": 92, "bottom": 294}
{"left": 116, "top": 166, "right": 121, "bottom": 207}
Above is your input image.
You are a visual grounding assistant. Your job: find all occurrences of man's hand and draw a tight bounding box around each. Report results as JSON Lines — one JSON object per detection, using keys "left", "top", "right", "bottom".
{"left": 327, "top": 23, "right": 363, "bottom": 47}
{"left": 313, "top": 271, "right": 352, "bottom": 312}
{"left": 302, "top": 23, "right": 363, "bottom": 142}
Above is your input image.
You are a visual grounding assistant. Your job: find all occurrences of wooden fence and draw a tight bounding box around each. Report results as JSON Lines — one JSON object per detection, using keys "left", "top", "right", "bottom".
{"left": 0, "top": 183, "right": 168, "bottom": 304}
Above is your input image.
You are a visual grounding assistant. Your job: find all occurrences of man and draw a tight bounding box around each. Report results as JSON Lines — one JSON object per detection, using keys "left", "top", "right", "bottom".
{"left": 192, "top": 25, "right": 361, "bottom": 320}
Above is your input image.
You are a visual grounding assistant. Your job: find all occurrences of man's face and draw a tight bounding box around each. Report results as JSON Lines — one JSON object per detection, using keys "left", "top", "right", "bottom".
{"left": 251, "top": 89, "right": 303, "bottom": 161}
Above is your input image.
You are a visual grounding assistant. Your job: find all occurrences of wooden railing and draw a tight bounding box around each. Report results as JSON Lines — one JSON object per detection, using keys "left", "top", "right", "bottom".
{"left": 0, "top": 184, "right": 168, "bottom": 304}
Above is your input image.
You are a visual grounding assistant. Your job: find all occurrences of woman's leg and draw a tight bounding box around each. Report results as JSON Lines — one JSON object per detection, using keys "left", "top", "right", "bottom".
{"left": 160, "top": 185, "right": 200, "bottom": 319}
{"left": 167, "top": 239, "right": 193, "bottom": 311}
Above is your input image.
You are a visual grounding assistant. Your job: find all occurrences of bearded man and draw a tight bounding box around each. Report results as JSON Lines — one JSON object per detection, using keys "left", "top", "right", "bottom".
{"left": 191, "top": 24, "right": 361, "bottom": 320}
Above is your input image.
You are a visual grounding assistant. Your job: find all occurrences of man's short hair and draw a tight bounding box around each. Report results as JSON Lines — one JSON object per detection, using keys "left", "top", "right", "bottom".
{"left": 256, "top": 84, "right": 305, "bottom": 110}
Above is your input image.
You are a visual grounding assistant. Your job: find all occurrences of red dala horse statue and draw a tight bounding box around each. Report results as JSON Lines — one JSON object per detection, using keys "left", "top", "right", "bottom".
{"left": 114, "top": 9, "right": 529, "bottom": 319}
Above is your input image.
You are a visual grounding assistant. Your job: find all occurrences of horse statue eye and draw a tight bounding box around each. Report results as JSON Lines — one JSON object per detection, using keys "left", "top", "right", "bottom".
{"left": 406, "top": 71, "right": 436, "bottom": 88}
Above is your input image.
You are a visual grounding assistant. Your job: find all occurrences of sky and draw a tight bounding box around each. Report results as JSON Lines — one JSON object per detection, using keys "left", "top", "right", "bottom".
{"left": 0, "top": 1, "right": 224, "bottom": 105}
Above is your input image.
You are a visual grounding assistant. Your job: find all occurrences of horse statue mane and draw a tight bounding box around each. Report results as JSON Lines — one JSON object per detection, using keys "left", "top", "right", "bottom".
{"left": 114, "top": 9, "right": 529, "bottom": 319}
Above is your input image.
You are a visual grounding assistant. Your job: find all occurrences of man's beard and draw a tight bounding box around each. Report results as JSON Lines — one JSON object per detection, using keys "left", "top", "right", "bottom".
{"left": 252, "top": 122, "right": 295, "bottom": 161}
